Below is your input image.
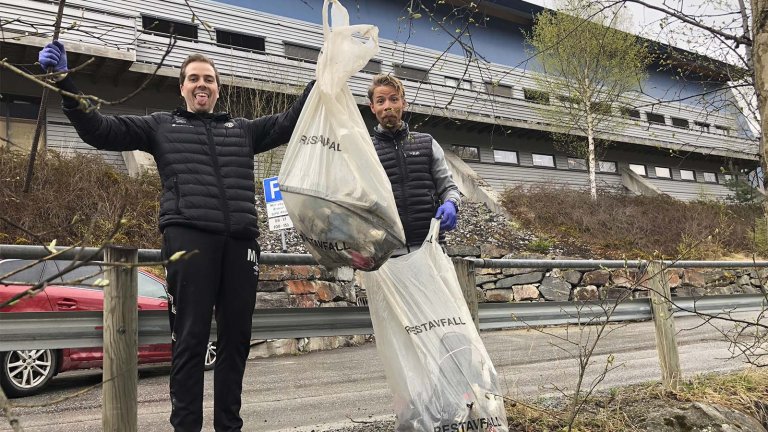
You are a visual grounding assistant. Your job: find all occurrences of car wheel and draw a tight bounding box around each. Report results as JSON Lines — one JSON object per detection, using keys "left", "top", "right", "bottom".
{"left": 0, "top": 349, "right": 58, "bottom": 397}
{"left": 204, "top": 341, "right": 217, "bottom": 371}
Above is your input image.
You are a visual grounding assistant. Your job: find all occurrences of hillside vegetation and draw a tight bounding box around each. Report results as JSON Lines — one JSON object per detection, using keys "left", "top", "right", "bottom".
{"left": 501, "top": 185, "right": 765, "bottom": 260}
{"left": 2, "top": 148, "right": 766, "bottom": 261}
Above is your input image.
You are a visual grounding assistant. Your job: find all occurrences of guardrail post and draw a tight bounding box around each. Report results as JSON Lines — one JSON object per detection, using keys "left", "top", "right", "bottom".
{"left": 453, "top": 257, "right": 479, "bottom": 330}
{"left": 647, "top": 260, "right": 681, "bottom": 391}
{"left": 103, "top": 246, "right": 138, "bottom": 432}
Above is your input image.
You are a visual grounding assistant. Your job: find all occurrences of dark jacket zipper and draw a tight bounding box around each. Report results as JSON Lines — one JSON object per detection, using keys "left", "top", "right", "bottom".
{"left": 394, "top": 137, "right": 412, "bottom": 242}
{"left": 204, "top": 120, "right": 231, "bottom": 233}
{"left": 173, "top": 176, "right": 181, "bottom": 213}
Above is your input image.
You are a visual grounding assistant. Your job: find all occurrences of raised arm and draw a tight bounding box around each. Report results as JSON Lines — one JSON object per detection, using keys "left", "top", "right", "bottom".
{"left": 246, "top": 80, "right": 315, "bottom": 154}
{"left": 40, "top": 42, "right": 156, "bottom": 153}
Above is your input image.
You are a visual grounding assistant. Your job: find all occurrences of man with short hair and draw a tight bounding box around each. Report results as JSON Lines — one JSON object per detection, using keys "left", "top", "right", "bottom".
{"left": 39, "top": 41, "right": 313, "bottom": 432}
{"left": 367, "top": 74, "right": 461, "bottom": 251}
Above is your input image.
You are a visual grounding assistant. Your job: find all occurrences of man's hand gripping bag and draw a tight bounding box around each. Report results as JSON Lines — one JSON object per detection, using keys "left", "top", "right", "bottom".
{"left": 278, "top": 0, "right": 405, "bottom": 271}
{"left": 360, "top": 220, "right": 509, "bottom": 432}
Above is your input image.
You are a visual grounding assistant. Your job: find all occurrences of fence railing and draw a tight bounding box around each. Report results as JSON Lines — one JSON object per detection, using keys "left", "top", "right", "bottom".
{"left": 2, "top": 243, "right": 768, "bottom": 430}
{"left": 2, "top": 294, "right": 765, "bottom": 351}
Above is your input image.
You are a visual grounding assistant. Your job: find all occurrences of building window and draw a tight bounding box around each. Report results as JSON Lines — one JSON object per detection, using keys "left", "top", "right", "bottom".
{"left": 714, "top": 125, "right": 731, "bottom": 136}
{"left": 722, "top": 173, "right": 734, "bottom": 183}
{"left": 393, "top": 64, "right": 429, "bottom": 82}
{"left": 445, "top": 77, "right": 471, "bottom": 90}
{"left": 0, "top": 94, "right": 42, "bottom": 152}
{"left": 362, "top": 60, "right": 382, "bottom": 74}
{"left": 141, "top": 15, "right": 198, "bottom": 39}
{"left": 702, "top": 172, "right": 717, "bottom": 183}
{"left": 598, "top": 160, "right": 617, "bottom": 173}
{"left": 523, "top": 88, "right": 550, "bottom": 104}
{"left": 484, "top": 82, "right": 513, "bottom": 98}
{"left": 216, "top": 30, "right": 265, "bottom": 52}
{"left": 654, "top": 167, "right": 671, "bottom": 178}
{"left": 590, "top": 101, "right": 612, "bottom": 115}
{"left": 679, "top": 169, "right": 696, "bottom": 181}
{"left": 452, "top": 145, "right": 479, "bottom": 161}
{"left": 493, "top": 149, "right": 518, "bottom": 164}
{"left": 629, "top": 164, "right": 647, "bottom": 176}
{"left": 694, "top": 121, "right": 710, "bottom": 132}
{"left": 557, "top": 95, "right": 579, "bottom": 105}
{"left": 671, "top": 117, "right": 690, "bottom": 128}
{"left": 284, "top": 43, "right": 320, "bottom": 62}
{"left": 620, "top": 107, "right": 641, "bottom": 119}
{"left": 567, "top": 157, "right": 587, "bottom": 170}
{"left": 646, "top": 112, "right": 665, "bottom": 125}
{"left": 532, "top": 153, "right": 555, "bottom": 167}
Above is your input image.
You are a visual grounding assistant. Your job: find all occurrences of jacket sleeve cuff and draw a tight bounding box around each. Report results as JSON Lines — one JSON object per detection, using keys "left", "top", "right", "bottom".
{"left": 55, "top": 76, "right": 83, "bottom": 109}
{"left": 446, "top": 198, "right": 460, "bottom": 211}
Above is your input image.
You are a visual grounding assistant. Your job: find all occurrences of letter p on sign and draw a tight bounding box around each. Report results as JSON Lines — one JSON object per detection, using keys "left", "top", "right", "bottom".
{"left": 263, "top": 176, "right": 282, "bottom": 203}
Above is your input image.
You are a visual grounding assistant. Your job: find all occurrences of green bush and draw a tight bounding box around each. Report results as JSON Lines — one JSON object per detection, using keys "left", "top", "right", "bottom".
{"left": 501, "top": 185, "right": 763, "bottom": 259}
{"left": 0, "top": 148, "right": 162, "bottom": 248}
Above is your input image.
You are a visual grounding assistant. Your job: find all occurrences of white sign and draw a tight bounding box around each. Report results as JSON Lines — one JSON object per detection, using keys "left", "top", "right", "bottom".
{"left": 268, "top": 215, "right": 294, "bottom": 231}
{"left": 266, "top": 200, "right": 288, "bottom": 218}
{"left": 262, "top": 176, "right": 293, "bottom": 231}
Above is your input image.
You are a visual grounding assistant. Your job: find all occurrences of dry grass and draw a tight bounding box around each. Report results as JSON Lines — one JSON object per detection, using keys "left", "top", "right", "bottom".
{"left": 501, "top": 185, "right": 764, "bottom": 260}
{"left": 505, "top": 368, "right": 768, "bottom": 431}
{"left": 0, "top": 148, "right": 161, "bottom": 248}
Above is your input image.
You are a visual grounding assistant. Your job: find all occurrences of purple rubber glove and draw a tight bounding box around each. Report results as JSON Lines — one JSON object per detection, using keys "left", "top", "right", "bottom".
{"left": 38, "top": 41, "right": 68, "bottom": 73}
{"left": 435, "top": 201, "right": 457, "bottom": 231}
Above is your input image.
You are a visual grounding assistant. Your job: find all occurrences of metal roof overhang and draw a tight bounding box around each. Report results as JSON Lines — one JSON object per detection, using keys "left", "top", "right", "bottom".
{"left": 1, "top": 33, "right": 135, "bottom": 86}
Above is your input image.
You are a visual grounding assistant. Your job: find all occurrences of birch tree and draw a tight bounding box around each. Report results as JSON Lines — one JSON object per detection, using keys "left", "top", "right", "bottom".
{"left": 526, "top": 0, "right": 650, "bottom": 200}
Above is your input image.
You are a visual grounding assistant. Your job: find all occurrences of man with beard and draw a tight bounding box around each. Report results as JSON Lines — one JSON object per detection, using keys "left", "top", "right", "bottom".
{"left": 367, "top": 74, "right": 461, "bottom": 252}
{"left": 39, "top": 41, "right": 313, "bottom": 432}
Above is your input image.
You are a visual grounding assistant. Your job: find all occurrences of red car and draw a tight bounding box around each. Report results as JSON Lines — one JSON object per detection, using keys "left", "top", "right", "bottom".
{"left": 0, "top": 259, "right": 216, "bottom": 397}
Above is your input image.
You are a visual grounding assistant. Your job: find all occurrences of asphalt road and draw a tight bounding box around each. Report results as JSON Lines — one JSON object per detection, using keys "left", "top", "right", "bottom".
{"left": 1, "top": 313, "right": 757, "bottom": 432}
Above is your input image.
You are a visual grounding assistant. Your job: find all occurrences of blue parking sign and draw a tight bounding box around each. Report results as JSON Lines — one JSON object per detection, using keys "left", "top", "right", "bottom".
{"left": 263, "top": 176, "right": 282, "bottom": 203}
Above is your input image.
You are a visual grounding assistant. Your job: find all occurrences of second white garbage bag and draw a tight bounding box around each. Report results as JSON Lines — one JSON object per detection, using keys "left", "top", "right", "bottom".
{"left": 360, "top": 219, "right": 509, "bottom": 432}
{"left": 278, "top": 0, "right": 405, "bottom": 271}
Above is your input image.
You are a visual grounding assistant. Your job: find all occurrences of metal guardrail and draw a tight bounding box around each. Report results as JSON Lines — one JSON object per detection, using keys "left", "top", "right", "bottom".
{"left": 5, "top": 245, "right": 768, "bottom": 268}
{"left": 2, "top": 244, "right": 768, "bottom": 351}
{"left": 1, "top": 295, "right": 765, "bottom": 351}
{"left": 480, "top": 294, "right": 767, "bottom": 330}
{"left": 0, "top": 245, "right": 317, "bottom": 265}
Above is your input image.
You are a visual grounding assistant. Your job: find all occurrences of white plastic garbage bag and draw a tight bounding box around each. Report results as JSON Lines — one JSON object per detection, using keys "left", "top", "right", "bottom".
{"left": 278, "top": 0, "right": 405, "bottom": 271}
{"left": 360, "top": 219, "right": 509, "bottom": 432}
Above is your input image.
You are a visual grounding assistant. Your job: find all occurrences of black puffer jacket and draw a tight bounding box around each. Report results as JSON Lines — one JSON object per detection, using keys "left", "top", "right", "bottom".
{"left": 373, "top": 124, "right": 438, "bottom": 246}
{"left": 60, "top": 78, "right": 313, "bottom": 239}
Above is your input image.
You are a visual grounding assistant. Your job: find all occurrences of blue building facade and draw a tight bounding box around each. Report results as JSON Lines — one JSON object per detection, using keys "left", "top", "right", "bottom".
{"left": 0, "top": 0, "right": 758, "bottom": 201}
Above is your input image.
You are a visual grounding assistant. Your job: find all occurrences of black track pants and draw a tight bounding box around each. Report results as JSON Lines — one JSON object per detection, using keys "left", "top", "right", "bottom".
{"left": 162, "top": 226, "right": 260, "bottom": 432}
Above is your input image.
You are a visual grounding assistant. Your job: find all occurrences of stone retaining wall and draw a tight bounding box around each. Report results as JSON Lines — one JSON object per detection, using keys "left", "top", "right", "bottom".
{"left": 475, "top": 259, "right": 767, "bottom": 303}
{"left": 251, "top": 263, "right": 367, "bottom": 358}
{"left": 447, "top": 248, "right": 768, "bottom": 303}
{"left": 250, "top": 249, "right": 767, "bottom": 357}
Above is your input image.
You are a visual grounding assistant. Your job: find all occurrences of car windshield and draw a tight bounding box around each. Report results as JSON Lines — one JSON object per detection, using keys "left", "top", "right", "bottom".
{"left": 138, "top": 272, "right": 168, "bottom": 300}
{"left": 2, "top": 259, "right": 168, "bottom": 300}
{"left": 0, "top": 260, "right": 46, "bottom": 285}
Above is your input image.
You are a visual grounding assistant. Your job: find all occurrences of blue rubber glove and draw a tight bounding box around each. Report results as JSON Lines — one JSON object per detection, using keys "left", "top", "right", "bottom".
{"left": 38, "top": 41, "right": 68, "bottom": 73}
{"left": 435, "top": 201, "right": 457, "bottom": 231}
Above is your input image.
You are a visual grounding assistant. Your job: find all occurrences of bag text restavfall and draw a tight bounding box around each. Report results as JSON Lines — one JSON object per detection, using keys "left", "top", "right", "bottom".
{"left": 404, "top": 316, "right": 467, "bottom": 335}
{"left": 299, "top": 134, "right": 342, "bottom": 152}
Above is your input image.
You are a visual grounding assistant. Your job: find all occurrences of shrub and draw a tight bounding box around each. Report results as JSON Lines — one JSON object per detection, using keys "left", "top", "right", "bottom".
{"left": 0, "top": 148, "right": 161, "bottom": 248}
{"left": 501, "top": 185, "right": 763, "bottom": 259}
